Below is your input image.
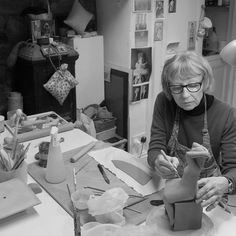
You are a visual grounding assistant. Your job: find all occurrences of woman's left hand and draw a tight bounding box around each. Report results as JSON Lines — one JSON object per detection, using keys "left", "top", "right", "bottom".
{"left": 195, "top": 176, "right": 229, "bottom": 211}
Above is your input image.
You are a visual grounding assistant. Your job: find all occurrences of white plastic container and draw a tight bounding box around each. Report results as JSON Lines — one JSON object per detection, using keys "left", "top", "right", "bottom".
{"left": 45, "top": 126, "right": 66, "bottom": 183}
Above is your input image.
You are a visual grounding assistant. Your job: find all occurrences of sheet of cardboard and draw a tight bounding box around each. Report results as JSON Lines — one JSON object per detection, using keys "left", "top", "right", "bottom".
{"left": 28, "top": 146, "right": 163, "bottom": 225}
{"left": 0, "top": 178, "right": 41, "bottom": 220}
{"left": 89, "top": 147, "right": 164, "bottom": 196}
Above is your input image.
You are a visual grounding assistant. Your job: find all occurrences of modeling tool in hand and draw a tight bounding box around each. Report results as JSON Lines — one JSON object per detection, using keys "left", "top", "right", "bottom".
{"left": 161, "top": 149, "right": 180, "bottom": 178}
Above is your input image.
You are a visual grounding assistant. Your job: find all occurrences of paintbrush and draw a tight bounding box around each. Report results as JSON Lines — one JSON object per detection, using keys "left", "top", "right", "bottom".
{"left": 12, "top": 143, "right": 30, "bottom": 170}
{"left": 11, "top": 109, "right": 23, "bottom": 160}
{"left": 161, "top": 149, "right": 180, "bottom": 178}
{"left": 73, "top": 168, "right": 77, "bottom": 192}
{"left": 66, "top": 184, "right": 81, "bottom": 236}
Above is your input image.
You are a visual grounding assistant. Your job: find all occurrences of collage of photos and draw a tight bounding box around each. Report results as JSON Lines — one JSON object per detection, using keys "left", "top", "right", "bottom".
{"left": 131, "top": 0, "right": 153, "bottom": 104}
{"left": 130, "top": 0, "right": 178, "bottom": 103}
{"left": 154, "top": 0, "right": 164, "bottom": 42}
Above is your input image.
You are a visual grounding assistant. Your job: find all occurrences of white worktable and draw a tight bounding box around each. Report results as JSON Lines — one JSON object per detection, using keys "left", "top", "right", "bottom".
{"left": 0, "top": 128, "right": 236, "bottom": 236}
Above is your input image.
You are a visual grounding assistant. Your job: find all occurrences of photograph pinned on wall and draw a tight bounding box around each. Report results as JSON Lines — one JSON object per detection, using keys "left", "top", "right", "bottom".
{"left": 135, "top": 30, "right": 148, "bottom": 48}
{"left": 168, "top": 0, "right": 176, "bottom": 13}
{"left": 135, "top": 13, "right": 147, "bottom": 31}
{"left": 132, "top": 85, "right": 141, "bottom": 102}
{"left": 140, "top": 83, "right": 149, "bottom": 100}
{"left": 187, "top": 21, "right": 197, "bottom": 50}
{"left": 154, "top": 21, "right": 163, "bottom": 41}
{"left": 155, "top": 0, "right": 164, "bottom": 18}
{"left": 133, "top": 0, "right": 152, "bottom": 12}
{"left": 131, "top": 47, "right": 152, "bottom": 84}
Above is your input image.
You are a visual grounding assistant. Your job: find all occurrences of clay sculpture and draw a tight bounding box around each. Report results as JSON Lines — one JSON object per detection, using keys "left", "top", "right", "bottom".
{"left": 163, "top": 142, "right": 210, "bottom": 231}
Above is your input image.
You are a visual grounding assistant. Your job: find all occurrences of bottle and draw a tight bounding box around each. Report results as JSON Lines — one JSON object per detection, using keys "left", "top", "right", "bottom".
{"left": 45, "top": 126, "right": 66, "bottom": 183}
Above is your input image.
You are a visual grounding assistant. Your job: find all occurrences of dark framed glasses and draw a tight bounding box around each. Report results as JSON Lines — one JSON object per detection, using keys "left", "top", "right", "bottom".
{"left": 169, "top": 82, "right": 202, "bottom": 94}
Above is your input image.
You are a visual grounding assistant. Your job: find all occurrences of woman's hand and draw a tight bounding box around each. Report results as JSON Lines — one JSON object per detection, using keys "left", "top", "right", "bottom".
{"left": 196, "top": 176, "right": 229, "bottom": 211}
{"left": 154, "top": 152, "right": 179, "bottom": 179}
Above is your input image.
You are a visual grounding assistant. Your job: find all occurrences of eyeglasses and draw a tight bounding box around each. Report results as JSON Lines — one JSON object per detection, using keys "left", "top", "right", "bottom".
{"left": 169, "top": 81, "right": 202, "bottom": 94}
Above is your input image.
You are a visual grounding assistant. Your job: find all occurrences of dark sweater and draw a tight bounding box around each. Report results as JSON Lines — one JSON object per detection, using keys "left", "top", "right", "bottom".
{"left": 148, "top": 92, "right": 236, "bottom": 193}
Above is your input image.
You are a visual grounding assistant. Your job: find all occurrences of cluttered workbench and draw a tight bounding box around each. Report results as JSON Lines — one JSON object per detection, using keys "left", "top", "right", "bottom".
{"left": 1, "top": 113, "right": 236, "bottom": 236}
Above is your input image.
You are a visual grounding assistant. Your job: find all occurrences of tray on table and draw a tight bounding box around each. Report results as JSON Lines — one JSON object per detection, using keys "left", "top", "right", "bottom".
{"left": 27, "top": 144, "right": 162, "bottom": 225}
{"left": 5, "top": 111, "right": 74, "bottom": 143}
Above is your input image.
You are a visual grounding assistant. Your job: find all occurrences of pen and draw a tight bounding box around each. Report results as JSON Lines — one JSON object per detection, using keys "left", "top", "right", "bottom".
{"left": 97, "top": 163, "right": 110, "bottom": 184}
{"left": 161, "top": 149, "right": 180, "bottom": 178}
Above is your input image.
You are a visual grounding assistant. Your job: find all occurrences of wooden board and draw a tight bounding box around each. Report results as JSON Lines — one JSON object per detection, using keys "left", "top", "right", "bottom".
{"left": 28, "top": 146, "right": 163, "bottom": 225}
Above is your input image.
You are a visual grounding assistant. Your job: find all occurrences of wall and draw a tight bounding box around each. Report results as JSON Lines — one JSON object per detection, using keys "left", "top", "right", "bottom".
{"left": 96, "top": 0, "right": 204, "bottom": 156}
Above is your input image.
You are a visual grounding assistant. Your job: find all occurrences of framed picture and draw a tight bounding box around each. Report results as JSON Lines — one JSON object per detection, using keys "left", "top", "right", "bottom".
{"left": 132, "top": 85, "right": 141, "bottom": 102}
{"left": 40, "top": 20, "right": 55, "bottom": 37}
{"left": 140, "top": 84, "right": 149, "bottom": 99}
{"left": 155, "top": 0, "right": 164, "bottom": 18}
{"left": 168, "top": 0, "right": 176, "bottom": 13}
{"left": 133, "top": 0, "right": 152, "bottom": 12}
{"left": 135, "top": 30, "right": 148, "bottom": 47}
{"left": 187, "top": 21, "right": 197, "bottom": 50}
{"left": 31, "top": 20, "right": 41, "bottom": 43}
{"left": 135, "top": 13, "right": 147, "bottom": 30}
{"left": 131, "top": 48, "right": 152, "bottom": 84}
{"left": 154, "top": 21, "right": 163, "bottom": 41}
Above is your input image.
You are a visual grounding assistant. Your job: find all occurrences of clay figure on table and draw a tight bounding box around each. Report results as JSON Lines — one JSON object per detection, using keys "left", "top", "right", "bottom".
{"left": 147, "top": 51, "right": 236, "bottom": 228}
{"left": 163, "top": 142, "right": 210, "bottom": 230}
{"left": 133, "top": 52, "right": 149, "bottom": 84}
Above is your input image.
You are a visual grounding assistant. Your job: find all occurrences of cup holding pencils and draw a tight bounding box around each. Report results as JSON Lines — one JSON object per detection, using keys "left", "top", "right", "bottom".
{"left": 0, "top": 142, "right": 30, "bottom": 183}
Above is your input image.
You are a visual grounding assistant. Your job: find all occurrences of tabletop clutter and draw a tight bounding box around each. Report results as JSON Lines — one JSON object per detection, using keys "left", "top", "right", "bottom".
{"left": 0, "top": 110, "right": 233, "bottom": 236}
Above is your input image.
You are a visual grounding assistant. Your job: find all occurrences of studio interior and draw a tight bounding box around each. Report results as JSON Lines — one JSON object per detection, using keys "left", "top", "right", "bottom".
{"left": 0, "top": 0, "right": 236, "bottom": 235}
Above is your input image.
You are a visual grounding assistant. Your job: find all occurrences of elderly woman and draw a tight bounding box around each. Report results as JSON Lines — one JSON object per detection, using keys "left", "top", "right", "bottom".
{"left": 148, "top": 50, "right": 236, "bottom": 211}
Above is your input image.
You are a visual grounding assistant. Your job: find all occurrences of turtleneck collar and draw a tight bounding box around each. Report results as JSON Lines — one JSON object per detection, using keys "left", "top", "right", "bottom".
{"left": 179, "top": 93, "right": 214, "bottom": 116}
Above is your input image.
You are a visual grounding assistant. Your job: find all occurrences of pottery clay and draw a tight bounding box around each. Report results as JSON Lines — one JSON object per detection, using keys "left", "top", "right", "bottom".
{"left": 163, "top": 142, "right": 210, "bottom": 231}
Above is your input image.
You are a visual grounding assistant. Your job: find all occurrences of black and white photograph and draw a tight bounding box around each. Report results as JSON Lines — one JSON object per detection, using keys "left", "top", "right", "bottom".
{"left": 135, "top": 13, "right": 147, "bottom": 31}
{"left": 131, "top": 48, "right": 152, "bottom": 84}
{"left": 132, "top": 85, "right": 141, "bottom": 102}
{"left": 154, "top": 21, "right": 163, "bottom": 41}
{"left": 187, "top": 21, "right": 197, "bottom": 50}
{"left": 168, "top": 0, "right": 176, "bottom": 13}
{"left": 140, "top": 84, "right": 149, "bottom": 99}
{"left": 133, "top": 0, "right": 152, "bottom": 12}
{"left": 135, "top": 30, "right": 148, "bottom": 48}
{"left": 155, "top": 0, "right": 164, "bottom": 18}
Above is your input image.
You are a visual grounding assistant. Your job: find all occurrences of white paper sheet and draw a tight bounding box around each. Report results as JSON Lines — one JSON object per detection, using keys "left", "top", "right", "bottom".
{"left": 89, "top": 147, "right": 164, "bottom": 196}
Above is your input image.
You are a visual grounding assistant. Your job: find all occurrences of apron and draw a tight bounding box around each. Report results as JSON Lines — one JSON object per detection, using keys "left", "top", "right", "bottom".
{"left": 166, "top": 95, "right": 221, "bottom": 178}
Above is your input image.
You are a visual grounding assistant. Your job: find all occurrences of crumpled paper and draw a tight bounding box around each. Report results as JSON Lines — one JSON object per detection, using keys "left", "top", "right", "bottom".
{"left": 87, "top": 187, "right": 129, "bottom": 225}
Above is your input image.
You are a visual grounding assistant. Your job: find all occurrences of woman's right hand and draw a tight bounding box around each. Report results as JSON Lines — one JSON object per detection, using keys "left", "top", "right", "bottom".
{"left": 154, "top": 152, "right": 179, "bottom": 179}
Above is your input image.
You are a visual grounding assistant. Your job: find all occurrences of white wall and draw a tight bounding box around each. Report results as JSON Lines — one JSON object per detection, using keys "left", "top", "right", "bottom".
{"left": 96, "top": 0, "right": 204, "bottom": 155}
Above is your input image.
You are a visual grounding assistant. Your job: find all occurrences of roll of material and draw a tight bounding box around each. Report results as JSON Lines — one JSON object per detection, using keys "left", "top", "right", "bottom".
{"left": 70, "top": 141, "right": 96, "bottom": 163}
{"left": 16, "top": 122, "right": 74, "bottom": 143}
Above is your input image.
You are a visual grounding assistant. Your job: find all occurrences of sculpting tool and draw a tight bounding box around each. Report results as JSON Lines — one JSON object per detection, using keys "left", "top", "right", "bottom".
{"left": 97, "top": 163, "right": 110, "bottom": 184}
{"left": 218, "top": 201, "right": 232, "bottom": 214}
{"left": 161, "top": 149, "right": 180, "bottom": 178}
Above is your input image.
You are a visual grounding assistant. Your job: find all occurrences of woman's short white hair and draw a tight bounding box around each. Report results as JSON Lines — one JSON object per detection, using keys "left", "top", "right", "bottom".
{"left": 161, "top": 51, "right": 214, "bottom": 100}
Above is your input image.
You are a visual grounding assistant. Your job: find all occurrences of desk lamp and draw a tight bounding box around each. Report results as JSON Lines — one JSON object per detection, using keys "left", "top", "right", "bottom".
{"left": 220, "top": 40, "right": 236, "bottom": 66}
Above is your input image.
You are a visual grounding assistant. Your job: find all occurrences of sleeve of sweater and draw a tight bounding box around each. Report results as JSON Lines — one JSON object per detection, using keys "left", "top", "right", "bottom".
{"left": 220, "top": 106, "right": 236, "bottom": 194}
{"left": 147, "top": 93, "right": 170, "bottom": 168}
